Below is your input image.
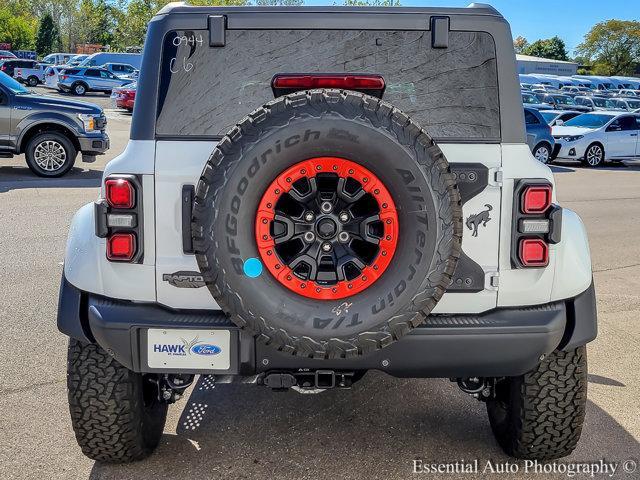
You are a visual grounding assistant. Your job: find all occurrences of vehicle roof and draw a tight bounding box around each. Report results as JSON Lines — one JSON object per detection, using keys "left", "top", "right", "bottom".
{"left": 541, "top": 110, "right": 580, "bottom": 115}
{"left": 156, "top": 2, "right": 503, "bottom": 17}
{"left": 585, "top": 111, "right": 630, "bottom": 117}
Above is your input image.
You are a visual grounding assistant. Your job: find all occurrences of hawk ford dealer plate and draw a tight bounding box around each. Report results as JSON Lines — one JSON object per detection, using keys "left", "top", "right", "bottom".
{"left": 147, "top": 329, "right": 231, "bottom": 370}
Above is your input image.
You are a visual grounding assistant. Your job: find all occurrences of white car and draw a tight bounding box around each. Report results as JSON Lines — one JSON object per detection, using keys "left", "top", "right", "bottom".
{"left": 539, "top": 109, "right": 582, "bottom": 126}
{"left": 552, "top": 112, "right": 640, "bottom": 167}
{"left": 43, "top": 65, "right": 66, "bottom": 89}
{"left": 613, "top": 97, "right": 640, "bottom": 111}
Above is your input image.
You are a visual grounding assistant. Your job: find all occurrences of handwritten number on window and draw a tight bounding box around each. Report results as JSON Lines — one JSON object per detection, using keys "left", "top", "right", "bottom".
{"left": 169, "top": 33, "right": 202, "bottom": 74}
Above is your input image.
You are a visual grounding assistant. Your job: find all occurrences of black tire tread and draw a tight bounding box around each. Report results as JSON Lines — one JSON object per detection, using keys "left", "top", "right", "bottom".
{"left": 192, "top": 89, "right": 462, "bottom": 359}
{"left": 66, "top": 339, "right": 167, "bottom": 463}
{"left": 488, "top": 346, "right": 588, "bottom": 460}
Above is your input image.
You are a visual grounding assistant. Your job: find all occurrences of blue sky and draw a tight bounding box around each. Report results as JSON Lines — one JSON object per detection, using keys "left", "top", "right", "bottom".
{"left": 304, "top": 1, "right": 639, "bottom": 54}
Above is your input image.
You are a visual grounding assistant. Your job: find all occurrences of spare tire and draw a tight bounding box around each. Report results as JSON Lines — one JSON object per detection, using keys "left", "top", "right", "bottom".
{"left": 192, "top": 89, "right": 462, "bottom": 358}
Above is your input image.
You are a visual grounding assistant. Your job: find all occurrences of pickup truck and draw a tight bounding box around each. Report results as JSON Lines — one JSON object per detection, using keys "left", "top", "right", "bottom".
{"left": 0, "top": 71, "right": 109, "bottom": 176}
{"left": 15, "top": 63, "right": 48, "bottom": 86}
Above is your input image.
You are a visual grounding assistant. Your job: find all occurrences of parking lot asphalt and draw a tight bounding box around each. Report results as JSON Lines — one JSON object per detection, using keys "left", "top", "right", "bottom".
{"left": 0, "top": 88, "right": 638, "bottom": 480}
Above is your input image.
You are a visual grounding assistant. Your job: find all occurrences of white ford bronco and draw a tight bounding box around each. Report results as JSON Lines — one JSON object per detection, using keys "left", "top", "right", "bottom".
{"left": 58, "top": 3, "right": 597, "bottom": 463}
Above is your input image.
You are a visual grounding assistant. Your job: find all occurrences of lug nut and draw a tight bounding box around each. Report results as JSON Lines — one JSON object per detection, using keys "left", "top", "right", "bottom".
{"left": 321, "top": 242, "right": 332, "bottom": 252}
{"left": 304, "top": 232, "right": 316, "bottom": 243}
{"left": 321, "top": 201, "right": 333, "bottom": 213}
{"left": 304, "top": 211, "right": 315, "bottom": 222}
{"left": 339, "top": 212, "right": 349, "bottom": 223}
{"left": 338, "top": 232, "right": 350, "bottom": 243}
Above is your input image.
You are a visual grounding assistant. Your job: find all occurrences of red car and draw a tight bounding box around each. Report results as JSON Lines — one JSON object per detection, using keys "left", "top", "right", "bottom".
{"left": 112, "top": 83, "right": 136, "bottom": 112}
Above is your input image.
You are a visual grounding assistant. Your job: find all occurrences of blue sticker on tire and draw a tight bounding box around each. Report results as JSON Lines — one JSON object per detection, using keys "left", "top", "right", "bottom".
{"left": 243, "top": 258, "right": 263, "bottom": 278}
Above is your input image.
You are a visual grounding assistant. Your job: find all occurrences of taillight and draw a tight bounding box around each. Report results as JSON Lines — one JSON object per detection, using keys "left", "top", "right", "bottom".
{"left": 105, "top": 178, "right": 134, "bottom": 208}
{"left": 96, "top": 176, "right": 142, "bottom": 263}
{"left": 521, "top": 185, "right": 552, "bottom": 214}
{"left": 272, "top": 74, "right": 386, "bottom": 98}
{"left": 519, "top": 238, "right": 549, "bottom": 267}
{"left": 59, "top": 75, "right": 67, "bottom": 80}
{"left": 512, "top": 181, "right": 560, "bottom": 268}
{"left": 107, "top": 233, "right": 136, "bottom": 261}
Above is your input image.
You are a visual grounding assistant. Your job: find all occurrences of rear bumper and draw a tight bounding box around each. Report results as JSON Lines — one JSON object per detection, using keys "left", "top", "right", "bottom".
{"left": 116, "top": 98, "right": 135, "bottom": 110}
{"left": 57, "top": 276, "right": 597, "bottom": 378}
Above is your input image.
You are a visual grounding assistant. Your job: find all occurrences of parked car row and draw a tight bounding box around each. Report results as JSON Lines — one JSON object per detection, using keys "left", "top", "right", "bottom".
{"left": 521, "top": 74, "right": 640, "bottom": 166}
{"left": 0, "top": 52, "right": 141, "bottom": 97}
{"left": 525, "top": 106, "right": 640, "bottom": 167}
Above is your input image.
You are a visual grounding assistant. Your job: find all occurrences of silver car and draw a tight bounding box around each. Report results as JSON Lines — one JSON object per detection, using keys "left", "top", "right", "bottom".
{"left": 57, "top": 67, "right": 133, "bottom": 95}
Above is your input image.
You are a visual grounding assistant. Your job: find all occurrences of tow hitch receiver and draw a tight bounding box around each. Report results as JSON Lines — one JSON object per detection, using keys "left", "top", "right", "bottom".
{"left": 455, "top": 377, "right": 498, "bottom": 401}
{"left": 261, "top": 370, "right": 355, "bottom": 391}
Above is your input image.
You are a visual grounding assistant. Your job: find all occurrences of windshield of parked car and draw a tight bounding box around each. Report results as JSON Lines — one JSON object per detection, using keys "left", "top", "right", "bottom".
{"left": 553, "top": 95, "right": 576, "bottom": 105}
{"left": 564, "top": 114, "right": 615, "bottom": 129}
{"left": 592, "top": 98, "right": 616, "bottom": 108}
{"left": 626, "top": 100, "right": 640, "bottom": 109}
{"left": 540, "top": 111, "right": 559, "bottom": 123}
{"left": 522, "top": 93, "right": 539, "bottom": 104}
{"left": 0, "top": 71, "right": 31, "bottom": 94}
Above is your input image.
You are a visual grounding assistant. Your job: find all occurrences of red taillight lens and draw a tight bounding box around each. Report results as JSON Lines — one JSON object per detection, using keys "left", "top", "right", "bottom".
{"left": 522, "top": 185, "right": 552, "bottom": 214}
{"left": 272, "top": 74, "right": 385, "bottom": 91}
{"left": 107, "top": 233, "right": 136, "bottom": 261}
{"left": 47, "top": 70, "right": 55, "bottom": 76}
{"left": 59, "top": 75, "right": 67, "bottom": 80}
{"left": 519, "top": 238, "right": 549, "bottom": 267}
{"left": 105, "top": 178, "right": 135, "bottom": 209}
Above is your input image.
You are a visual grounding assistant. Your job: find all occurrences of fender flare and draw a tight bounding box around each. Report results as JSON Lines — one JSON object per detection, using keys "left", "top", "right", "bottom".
{"left": 15, "top": 114, "right": 83, "bottom": 152}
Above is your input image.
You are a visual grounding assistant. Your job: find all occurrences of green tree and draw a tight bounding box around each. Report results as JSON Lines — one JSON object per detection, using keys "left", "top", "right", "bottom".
{"left": 0, "top": 8, "right": 37, "bottom": 50}
{"left": 522, "top": 36, "right": 569, "bottom": 61}
{"left": 513, "top": 36, "right": 529, "bottom": 54}
{"left": 35, "top": 12, "right": 61, "bottom": 55}
{"left": 576, "top": 20, "right": 640, "bottom": 76}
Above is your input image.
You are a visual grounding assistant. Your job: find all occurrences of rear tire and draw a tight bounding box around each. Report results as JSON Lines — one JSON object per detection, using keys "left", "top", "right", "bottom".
{"left": 532, "top": 142, "right": 552, "bottom": 164}
{"left": 486, "top": 346, "right": 587, "bottom": 460}
{"left": 27, "top": 76, "right": 39, "bottom": 87}
{"left": 72, "top": 82, "right": 87, "bottom": 95}
{"left": 67, "top": 339, "right": 168, "bottom": 463}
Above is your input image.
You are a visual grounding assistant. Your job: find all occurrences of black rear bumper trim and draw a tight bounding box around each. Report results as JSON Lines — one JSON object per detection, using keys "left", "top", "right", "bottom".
{"left": 57, "top": 277, "right": 597, "bottom": 378}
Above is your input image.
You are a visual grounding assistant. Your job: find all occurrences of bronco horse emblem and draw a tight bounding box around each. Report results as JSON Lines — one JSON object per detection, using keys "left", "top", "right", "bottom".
{"left": 466, "top": 204, "right": 493, "bottom": 237}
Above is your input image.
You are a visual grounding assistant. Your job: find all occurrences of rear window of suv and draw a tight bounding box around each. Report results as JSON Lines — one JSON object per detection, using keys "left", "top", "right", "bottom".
{"left": 156, "top": 29, "right": 500, "bottom": 141}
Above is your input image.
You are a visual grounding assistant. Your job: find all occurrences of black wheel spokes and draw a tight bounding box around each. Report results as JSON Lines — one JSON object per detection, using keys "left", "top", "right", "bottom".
{"left": 271, "top": 173, "right": 384, "bottom": 285}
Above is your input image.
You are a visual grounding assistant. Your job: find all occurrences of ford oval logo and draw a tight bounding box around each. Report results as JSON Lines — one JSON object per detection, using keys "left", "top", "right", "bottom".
{"left": 190, "top": 344, "right": 222, "bottom": 356}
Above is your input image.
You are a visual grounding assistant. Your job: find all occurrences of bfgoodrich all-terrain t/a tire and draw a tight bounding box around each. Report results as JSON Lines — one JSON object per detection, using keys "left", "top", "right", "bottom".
{"left": 192, "top": 89, "right": 463, "bottom": 359}
{"left": 486, "top": 346, "right": 588, "bottom": 460}
{"left": 67, "top": 339, "right": 168, "bottom": 463}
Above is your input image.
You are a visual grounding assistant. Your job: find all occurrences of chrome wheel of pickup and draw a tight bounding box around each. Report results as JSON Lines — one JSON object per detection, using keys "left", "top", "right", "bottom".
{"left": 34, "top": 140, "right": 67, "bottom": 172}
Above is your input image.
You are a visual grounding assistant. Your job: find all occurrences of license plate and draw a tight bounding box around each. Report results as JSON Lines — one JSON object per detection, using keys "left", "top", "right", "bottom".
{"left": 147, "top": 329, "right": 231, "bottom": 370}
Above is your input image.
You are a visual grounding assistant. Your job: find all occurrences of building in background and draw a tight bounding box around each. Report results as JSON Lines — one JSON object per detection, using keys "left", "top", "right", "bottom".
{"left": 516, "top": 54, "right": 578, "bottom": 76}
